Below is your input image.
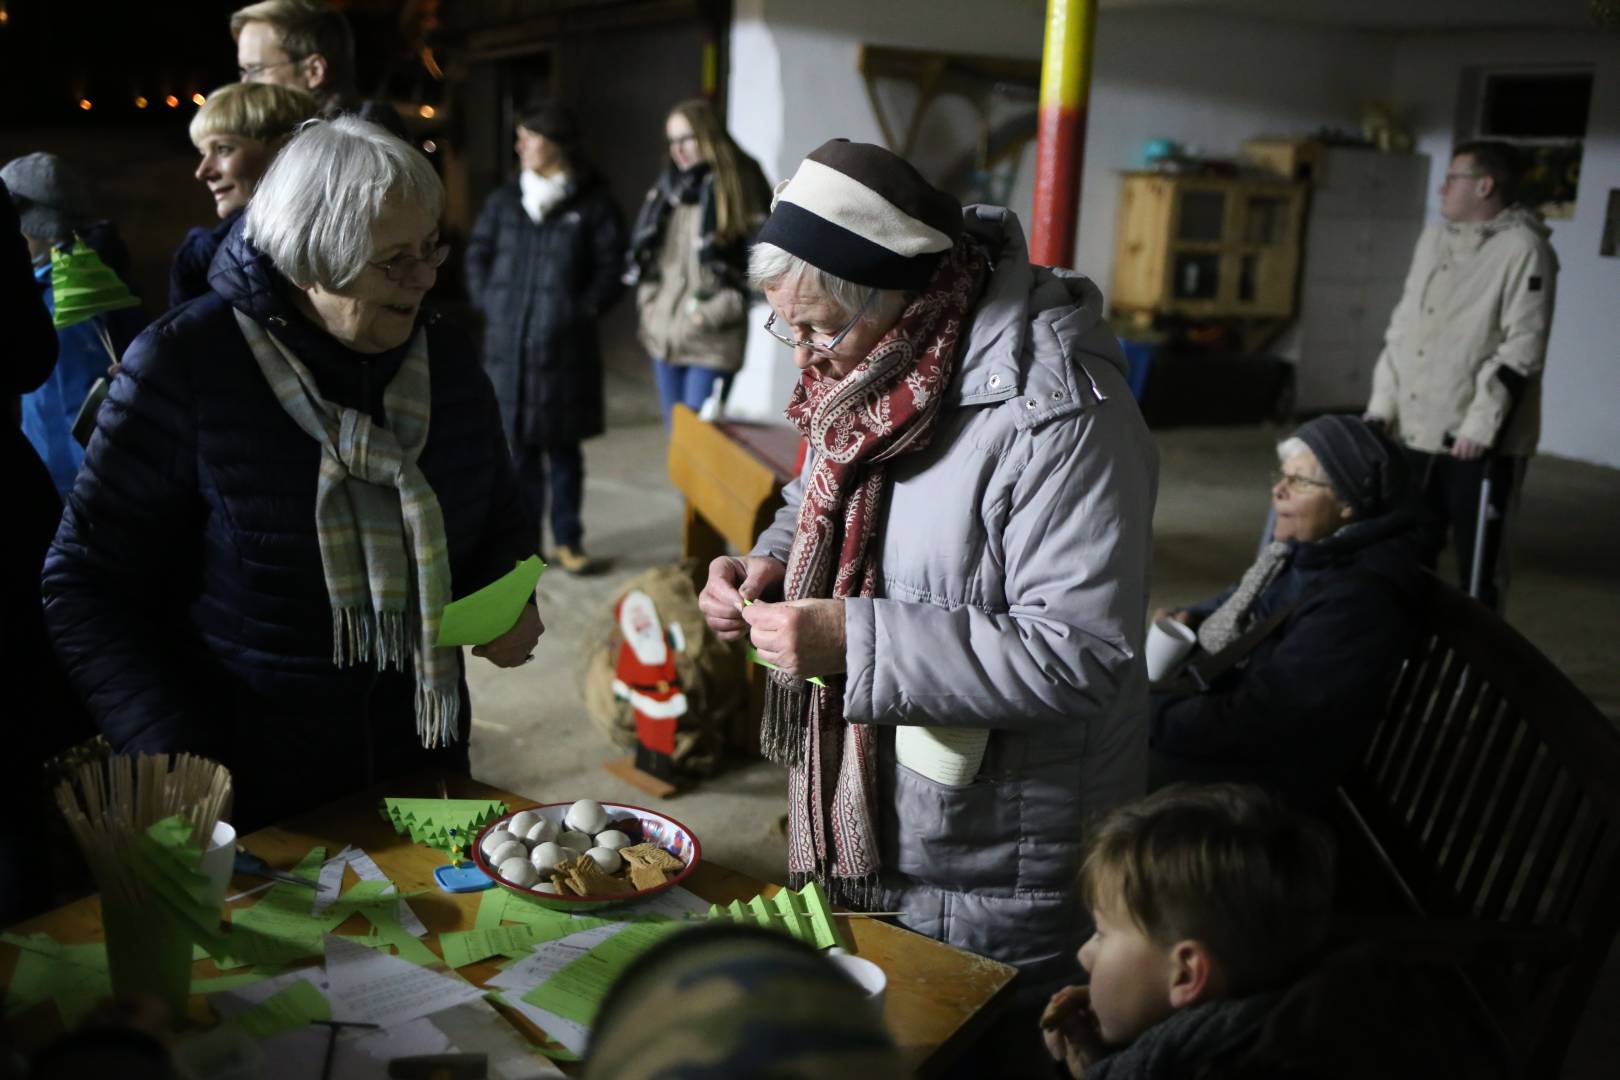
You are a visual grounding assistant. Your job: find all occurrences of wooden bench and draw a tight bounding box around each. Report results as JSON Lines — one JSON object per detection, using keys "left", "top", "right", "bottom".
{"left": 1336, "top": 572, "right": 1620, "bottom": 1077}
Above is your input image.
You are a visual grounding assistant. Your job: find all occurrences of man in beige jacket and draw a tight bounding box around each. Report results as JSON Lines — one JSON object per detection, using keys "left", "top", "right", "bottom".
{"left": 1365, "top": 140, "right": 1557, "bottom": 610}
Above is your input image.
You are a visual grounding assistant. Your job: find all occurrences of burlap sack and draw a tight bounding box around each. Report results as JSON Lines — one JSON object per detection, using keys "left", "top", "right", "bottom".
{"left": 580, "top": 561, "right": 747, "bottom": 776}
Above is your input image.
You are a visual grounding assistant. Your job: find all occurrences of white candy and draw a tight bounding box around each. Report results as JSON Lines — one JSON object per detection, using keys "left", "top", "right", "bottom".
{"left": 498, "top": 857, "right": 538, "bottom": 886}
{"left": 557, "top": 829, "right": 593, "bottom": 852}
{"left": 480, "top": 829, "right": 516, "bottom": 857}
{"left": 564, "top": 799, "right": 608, "bottom": 835}
{"left": 594, "top": 829, "right": 631, "bottom": 851}
{"left": 524, "top": 818, "right": 559, "bottom": 846}
{"left": 584, "top": 846, "right": 622, "bottom": 873}
{"left": 532, "top": 881, "right": 558, "bottom": 894}
{"left": 489, "top": 840, "right": 527, "bottom": 867}
{"left": 507, "top": 810, "right": 540, "bottom": 837}
{"left": 530, "top": 841, "right": 567, "bottom": 873}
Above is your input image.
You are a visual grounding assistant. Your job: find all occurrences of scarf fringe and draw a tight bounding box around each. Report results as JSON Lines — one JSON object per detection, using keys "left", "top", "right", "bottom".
{"left": 788, "top": 868, "right": 882, "bottom": 912}
{"left": 760, "top": 678, "right": 808, "bottom": 767}
{"left": 331, "top": 606, "right": 411, "bottom": 672}
{"left": 416, "top": 683, "right": 459, "bottom": 750}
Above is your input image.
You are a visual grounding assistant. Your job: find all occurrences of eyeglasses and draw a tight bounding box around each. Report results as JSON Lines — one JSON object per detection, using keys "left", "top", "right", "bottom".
{"left": 238, "top": 57, "right": 303, "bottom": 80}
{"left": 368, "top": 241, "right": 450, "bottom": 282}
{"left": 763, "top": 289, "right": 875, "bottom": 358}
{"left": 1273, "top": 470, "right": 1334, "bottom": 495}
{"left": 1440, "top": 171, "right": 1482, "bottom": 187}
{"left": 666, "top": 134, "right": 698, "bottom": 149}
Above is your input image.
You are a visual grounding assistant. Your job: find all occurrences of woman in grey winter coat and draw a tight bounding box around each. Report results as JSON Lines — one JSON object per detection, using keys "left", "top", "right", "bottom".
{"left": 697, "top": 139, "right": 1159, "bottom": 990}
{"left": 466, "top": 103, "right": 625, "bottom": 573}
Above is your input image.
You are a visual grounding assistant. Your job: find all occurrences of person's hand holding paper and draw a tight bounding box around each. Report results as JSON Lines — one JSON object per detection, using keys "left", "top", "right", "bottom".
{"left": 436, "top": 555, "right": 546, "bottom": 665}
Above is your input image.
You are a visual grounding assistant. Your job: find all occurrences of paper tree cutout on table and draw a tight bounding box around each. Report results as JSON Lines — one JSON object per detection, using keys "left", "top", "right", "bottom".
{"left": 379, "top": 798, "right": 507, "bottom": 850}
{"left": 705, "top": 881, "right": 846, "bottom": 951}
{"left": 49, "top": 238, "right": 139, "bottom": 330}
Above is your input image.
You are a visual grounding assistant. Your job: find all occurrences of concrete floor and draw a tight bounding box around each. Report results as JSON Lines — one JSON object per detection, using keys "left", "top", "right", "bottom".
{"left": 465, "top": 398, "right": 1620, "bottom": 1076}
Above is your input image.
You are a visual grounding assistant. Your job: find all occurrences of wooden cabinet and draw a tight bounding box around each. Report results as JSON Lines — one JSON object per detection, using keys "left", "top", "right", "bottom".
{"left": 1111, "top": 173, "right": 1307, "bottom": 319}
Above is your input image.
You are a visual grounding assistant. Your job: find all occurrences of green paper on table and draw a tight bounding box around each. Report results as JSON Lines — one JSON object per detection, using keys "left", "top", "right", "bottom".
{"left": 1, "top": 933, "right": 112, "bottom": 1028}
{"left": 228, "top": 979, "right": 331, "bottom": 1038}
{"left": 705, "top": 881, "right": 845, "bottom": 951}
{"left": 191, "top": 969, "right": 287, "bottom": 996}
{"left": 740, "top": 600, "right": 828, "bottom": 687}
{"left": 485, "top": 992, "right": 583, "bottom": 1062}
{"left": 521, "top": 921, "right": 686, "bottom": 1026}
{"left": 380, "top": 797, "right": 507, "bottom": 849}
{"left": 439, "top": 925, "right": 547, "bottom": 969}
{"left": 435, "top": 555, "right": 545, "bottom": 647}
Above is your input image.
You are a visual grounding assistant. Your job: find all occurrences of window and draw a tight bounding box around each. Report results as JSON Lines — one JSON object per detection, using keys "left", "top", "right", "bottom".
{"left": 1459, "top": 67, "right": 1594, "bottom": 220}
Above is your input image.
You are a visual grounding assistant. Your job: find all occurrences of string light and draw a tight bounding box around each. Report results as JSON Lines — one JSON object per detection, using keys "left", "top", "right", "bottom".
{"left": 165, "top": 95, "right": 179, "bottom": 108}
{"left": 134, "top": 96, "right": 148, "bottom": 109}
{"left": 191, "top": 92, "right": 205, "bottom": 106}
{"left": 78, "top": 99, "right": 92, "bottom": 111}
{"left": 422, "top": 139, "right": 437, "bottom": 153}
{"left": 418, "top": 104, "right": 435, "bottom": 119}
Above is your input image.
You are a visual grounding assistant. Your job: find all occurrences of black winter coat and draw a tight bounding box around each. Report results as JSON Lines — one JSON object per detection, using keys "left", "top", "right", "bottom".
{"left": 465, "top": 172, "right": 626, "bottom": 449}
{"left": 42, "top": 228, "right": 536, "bottom": 830}
{"left": 1149, "top": 514, "right": 1423, "bottom": 807}
{"left": 168, "top": 209, "right": 240, "bottom": 310}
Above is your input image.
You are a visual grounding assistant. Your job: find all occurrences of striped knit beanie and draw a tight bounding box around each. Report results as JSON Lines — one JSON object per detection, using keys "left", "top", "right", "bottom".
{"left": 1294, "top": 414, "right": 1409, "bottom": 519}
{"left": 756, "top": 138, "right": 961, "bottom": 290}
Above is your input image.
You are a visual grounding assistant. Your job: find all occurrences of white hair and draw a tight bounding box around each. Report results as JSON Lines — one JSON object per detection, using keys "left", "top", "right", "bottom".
{"left": 746, "top": 242, "right": 907, "bottom": 323}
{"left": 245, "top": 116, "right": 442, "bottom": 289}
{"left": 1276, "top": 436, "right": 1310, "bottom": 464}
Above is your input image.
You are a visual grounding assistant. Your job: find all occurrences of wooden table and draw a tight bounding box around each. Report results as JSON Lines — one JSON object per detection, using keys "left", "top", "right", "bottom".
{"left": 2, "top": 775, "right": 1016, "bottom": 1076}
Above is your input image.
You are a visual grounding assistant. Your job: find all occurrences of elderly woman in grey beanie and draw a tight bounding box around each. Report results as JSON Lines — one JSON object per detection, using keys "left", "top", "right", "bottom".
{"left": 44, "top": 117, "right": 541, "bottom": 829}
{"left": 696, "top": 138, "right": 1158, "bottom": 991}
{"left": 1150, "top": 414, "right": 1423, "bottom": 807}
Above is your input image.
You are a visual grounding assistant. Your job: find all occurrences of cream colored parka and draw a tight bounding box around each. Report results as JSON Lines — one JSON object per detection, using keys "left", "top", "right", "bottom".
{"left": 1367, "top": 206, "right": 1557, "bottom": 456}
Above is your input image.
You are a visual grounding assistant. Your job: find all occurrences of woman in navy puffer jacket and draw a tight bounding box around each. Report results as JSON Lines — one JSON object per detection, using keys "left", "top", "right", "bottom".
{"left": 43, "top": 119, "right": 542, "bottom": 829}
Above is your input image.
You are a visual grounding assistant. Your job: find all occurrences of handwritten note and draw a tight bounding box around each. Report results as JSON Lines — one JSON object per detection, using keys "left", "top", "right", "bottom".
{"left": 435, "top": 556, "right": 545, "bottom": 647}
{"left": 521, "top": 921, "right": 684, "bottom": 1026}
{"left": 322, "top": 935, "right": 483, "bottom": 1028}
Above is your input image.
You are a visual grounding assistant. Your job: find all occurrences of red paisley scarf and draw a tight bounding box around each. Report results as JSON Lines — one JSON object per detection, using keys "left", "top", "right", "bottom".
{"left": 762, "top": 236, "right": 989, "bottom": 905}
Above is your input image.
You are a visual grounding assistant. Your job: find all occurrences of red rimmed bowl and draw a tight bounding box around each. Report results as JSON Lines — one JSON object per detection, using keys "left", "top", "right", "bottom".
{"left": 471, "top": 801, "right": 701, "bottom": 911}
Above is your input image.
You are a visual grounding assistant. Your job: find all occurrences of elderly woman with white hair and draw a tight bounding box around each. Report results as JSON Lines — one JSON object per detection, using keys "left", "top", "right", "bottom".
{"left": 696, "top": 139, "right": 1158, "bottom": 989}
{"left": 44, "top": 118, "right": 542, "bottom": 829}
{"left": 1149, "top": 414, "right": 1423, "bottom": 808}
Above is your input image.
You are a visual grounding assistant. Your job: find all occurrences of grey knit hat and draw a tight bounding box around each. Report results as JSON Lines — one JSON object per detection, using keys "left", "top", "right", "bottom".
{"left": 0, "top": 153, "right": 93, "bottom": 242}
{"left": 1293, "top": 414, "right": 1409, "bottom": 519}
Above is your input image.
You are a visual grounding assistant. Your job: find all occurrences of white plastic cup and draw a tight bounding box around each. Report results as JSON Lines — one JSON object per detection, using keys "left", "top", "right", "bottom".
{"left": 197, "top": 820, "right": 237, "bottom": 911}
{"left": 827, "top": 947, "right": 887, "bottom": 1018}
{"left": 1145, "top": 616, "right": 1198, "bottom": 683}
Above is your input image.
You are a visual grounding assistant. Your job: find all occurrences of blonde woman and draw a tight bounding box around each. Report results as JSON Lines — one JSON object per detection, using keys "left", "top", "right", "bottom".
{"left": 624, "top": 98, "right": 771, "bottom": 421}
{"left": 169, "top": 81, "right": 317, "bottom": 307}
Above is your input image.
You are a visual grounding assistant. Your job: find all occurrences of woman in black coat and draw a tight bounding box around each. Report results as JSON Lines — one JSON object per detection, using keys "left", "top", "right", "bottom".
{"left": 43, "top": 119, "right": 542, "bottom": 831}
{"left": 1149, "top": 415, "right": 1423, "bottom": 810}
{"left": 465, "top": 102, "right": 626, "bottom": 574}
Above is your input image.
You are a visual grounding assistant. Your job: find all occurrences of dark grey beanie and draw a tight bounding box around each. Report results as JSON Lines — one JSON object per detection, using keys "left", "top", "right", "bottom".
{"left": 1293, "top": 414, "right": 1408, "bottom": 519}
{"left": 0, "top": 152, "right": 93, "bottom": 242}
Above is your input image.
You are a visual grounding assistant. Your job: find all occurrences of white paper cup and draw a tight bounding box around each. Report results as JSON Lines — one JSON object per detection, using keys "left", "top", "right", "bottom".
{"left": 197, "top": 820, "right": 236, "bottom": 910}
{"left": 828, "top": 947, "right": 887, "bottom": 1017}
{"left": 1145, "top": 616, "right": 1198, "bottom": 682}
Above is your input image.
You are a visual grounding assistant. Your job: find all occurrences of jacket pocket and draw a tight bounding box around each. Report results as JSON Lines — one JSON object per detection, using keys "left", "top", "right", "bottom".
{"left": 882, "top": 757, "right": 1019, "bottom": 890}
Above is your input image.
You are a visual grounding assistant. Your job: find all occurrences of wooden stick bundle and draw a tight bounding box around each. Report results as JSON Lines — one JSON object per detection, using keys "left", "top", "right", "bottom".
{"left": 53, "top": 752, "right": 234, "bottom": 907}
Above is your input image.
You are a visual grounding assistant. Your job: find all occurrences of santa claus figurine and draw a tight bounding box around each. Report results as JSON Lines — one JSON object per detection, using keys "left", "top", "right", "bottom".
{"left": 611, "top": 589, "right": 689, "bottom": 780}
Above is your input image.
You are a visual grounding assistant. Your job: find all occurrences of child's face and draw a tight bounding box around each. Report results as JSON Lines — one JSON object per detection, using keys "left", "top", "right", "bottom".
{"left": 1077, "top": 891, "right": 1176, "bottom": 1046}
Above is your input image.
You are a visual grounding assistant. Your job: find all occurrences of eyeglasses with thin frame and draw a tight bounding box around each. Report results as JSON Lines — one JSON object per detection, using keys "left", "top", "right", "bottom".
{"left": 1440, "top": 171, "right": 1482, "bottom": 187}
{"left": 238, "top": 57, "right": 303, "bottom": 80}
{"left": 666, "top": 134, "right": 698, "bottom": 149}
{"left": 763, "top": 288, "right": 875, "bottom": 358}
{"left": 369, "top": 241, "right": 451, "bottom": 283}
{"left": 1273, "top": 470, "right": 1334, "bottom": 495}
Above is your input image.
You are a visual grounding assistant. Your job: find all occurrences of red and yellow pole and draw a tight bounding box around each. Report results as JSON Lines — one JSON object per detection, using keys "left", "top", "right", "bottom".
{"left": 1029, "top": 0, "right": 1098, "bottom": 268}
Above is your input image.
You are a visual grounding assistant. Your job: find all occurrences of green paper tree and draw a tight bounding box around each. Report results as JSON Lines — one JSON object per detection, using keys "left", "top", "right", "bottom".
{"left": 49, "top": 236, "right": 139, "bottom": 373}
{"left": 379, "top": 797, "right": 508, "bottom": 851}
{"left": 706, "top": 881, "right": 845, "bottom": 951}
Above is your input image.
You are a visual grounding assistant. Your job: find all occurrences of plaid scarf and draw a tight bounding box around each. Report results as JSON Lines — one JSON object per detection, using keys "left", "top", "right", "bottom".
{"left": 762, "top": 237, "right": 989, "bottom": 906}
{"left": 1197, "top": 541, "right": 1292, "bottom": 654}
{"left": 233, "top": 309, "right": 459, "bottom": 748}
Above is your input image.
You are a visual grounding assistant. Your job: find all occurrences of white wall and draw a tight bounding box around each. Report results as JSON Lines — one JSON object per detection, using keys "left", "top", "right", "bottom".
{"left": 1390, "top": 32, "right": 1620, "bottom": 468}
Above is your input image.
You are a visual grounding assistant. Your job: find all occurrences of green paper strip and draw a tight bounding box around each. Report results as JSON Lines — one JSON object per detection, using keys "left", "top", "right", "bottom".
{"left": 435, "top": 556, "right": 545, "bottom": 647}
{"left": 521, "top": 921, "right": 684, "bottom": 1027}
{"left": 229, "top": 980, "right": 330, "bottom": 1039}
{"left": 486, "top": 992, "right": 583, "bottom": 1062}
{"left": 739, "top": 601, "right": 828, "bottom": 686}
{"left": 475, "top": 887, "right": 508, "bottom": 930}
{"left": 192, "top": 969, "right": 286, "bottom": 995}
